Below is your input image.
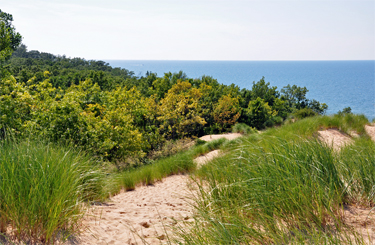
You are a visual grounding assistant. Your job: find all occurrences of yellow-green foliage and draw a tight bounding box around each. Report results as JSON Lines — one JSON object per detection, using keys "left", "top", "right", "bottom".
{"left": 213, "top": 95, "right": 241, "bottom": 131}
{"left": 0, "top": 76, "right": 33, "bottom": 133}
{"left": 0, "top": 78, "right": 146, "bottom": 161}
{"left": 158, "top": 81, "right": 206, "bottom": 139}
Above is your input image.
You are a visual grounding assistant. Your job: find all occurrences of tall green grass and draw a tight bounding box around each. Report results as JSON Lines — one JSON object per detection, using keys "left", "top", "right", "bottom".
{"left": 174, "top": 114, "right": 372, "bottom": 244}
{"left": 0, "top": 138, "right": 104, "bottom": 243}
{"left": 338, "top": 138, "right": 375, "bottom": 205}
{"left": 232, "top": 123, "right": 257, "bottom": 135}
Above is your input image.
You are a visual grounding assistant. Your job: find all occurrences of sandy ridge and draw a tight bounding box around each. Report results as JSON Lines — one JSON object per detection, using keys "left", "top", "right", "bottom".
{"left": 198, "top": 133, "right": 242, "bottom": 142}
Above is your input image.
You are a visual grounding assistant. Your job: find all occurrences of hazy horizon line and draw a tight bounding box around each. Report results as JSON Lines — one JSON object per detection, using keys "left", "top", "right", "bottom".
{"left": 102, "top": 59, "right": 375, "bottom": 62}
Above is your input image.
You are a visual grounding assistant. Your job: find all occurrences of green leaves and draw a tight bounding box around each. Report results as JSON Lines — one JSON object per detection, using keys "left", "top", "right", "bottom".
{"left": 245, "top": 97, "right": 275, "bottom": 129}
{"left": 0, "top": 9, "right": 22, "bottom": 77}
{"left": 157, "top": 81, "right": 206, "bottom": 139}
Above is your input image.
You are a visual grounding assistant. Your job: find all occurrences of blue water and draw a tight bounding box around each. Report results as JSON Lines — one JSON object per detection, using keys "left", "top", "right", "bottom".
{"left": 105, "top": 60, "right": 375, "bottom": 120}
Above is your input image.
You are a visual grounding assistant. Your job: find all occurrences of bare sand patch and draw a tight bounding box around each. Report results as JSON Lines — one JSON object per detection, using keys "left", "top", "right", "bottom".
{"left": 79, "top": 175, "right": 195, "bottom": 245}
{"left": 199, "top": 133, "right": 242, "bottom": 142}
{"left": 365, "top": 124, "right": 375, "bottom": 142}
{"left": 194, "top": 149, "right": 221, "bottom": 168}
{"left": 318, "top": 129, "right": 353, "bottom": 151}
{"left": 344, "top": 205, "right": 375, "bottom": 244}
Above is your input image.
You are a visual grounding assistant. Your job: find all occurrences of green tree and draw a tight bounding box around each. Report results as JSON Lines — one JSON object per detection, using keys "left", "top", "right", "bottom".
{"left": 251, "top": 77, "right": 279, "bottom": 107}
{"left": 338, "top": 106, "right": 352, "bottom": 115}
{"left": 212, "top": 95, "right": 241, "bottom": 132}
{"left": 280, "top": 84, "right": 309, "bottom": 110}
{"left": 308, "top": 99, "right": 328, "bottom": 114}
{"left": 0, "top": 9, "right": 22, "bottom": 77}
{"left": 245, "top": 97, "right": 276, "bottom": 129}
{"left": 157, "top": 81, "right": 206, "bottom": 139}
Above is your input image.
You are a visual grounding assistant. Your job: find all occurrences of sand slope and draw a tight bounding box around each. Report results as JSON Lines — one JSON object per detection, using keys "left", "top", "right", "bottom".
{"left": 365, "top": 124, "right": 375, "bottom": 141}
{"left": 318, "top": 129, "right": 353, "bottom": 151}
{"left": 193, "top": 149, "right": 221, "bottom": 168}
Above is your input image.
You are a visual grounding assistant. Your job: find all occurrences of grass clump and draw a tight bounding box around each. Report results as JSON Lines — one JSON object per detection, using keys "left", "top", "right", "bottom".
{"left": 0, "top": 138, "right": 104, "bottom": 244}
{"left": 338, "top": 138, "right": 375, "bottom": 205}
{"left": 115, "top": 150, "right": 195, "bottom": 192}
{"left": 232, "top": 123, "right": 257, "bottom": 135}
{"left": 192, "top": 138, "right": 227, "bottom": 157}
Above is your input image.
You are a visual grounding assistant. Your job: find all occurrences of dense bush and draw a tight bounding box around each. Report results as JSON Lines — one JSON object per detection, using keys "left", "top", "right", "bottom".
{"left": 293, "top": 107, "right": 318, "bottom": 119}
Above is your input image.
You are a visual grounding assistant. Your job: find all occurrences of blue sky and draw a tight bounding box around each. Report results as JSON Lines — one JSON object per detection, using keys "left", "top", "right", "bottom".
{"left": 2, "top": 0, "right": 374, "bottom": 60}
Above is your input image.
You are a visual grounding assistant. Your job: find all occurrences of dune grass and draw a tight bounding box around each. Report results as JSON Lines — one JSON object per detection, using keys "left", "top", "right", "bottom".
{"left": 192, "top": 138, "right": 228, "bottom": 157}
{"left": 232, "top": 123, "right": 257, "bottom": 135}
{"left": 338, "top": 138, "right": 375, "bottom": 206}
{"left": 264, "top": 113, "right": 369, "bottom": 140}
{"left": 112, "top": 150, "right": 196, "bottom": 192}
{"left": 174, "top": 114, "right": 372, "bottom": 244}
{"left": 0, "top": 138, "right": 104, "bottom": 244}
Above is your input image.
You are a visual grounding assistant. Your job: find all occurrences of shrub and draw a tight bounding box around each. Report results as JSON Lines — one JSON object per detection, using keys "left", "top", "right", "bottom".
{"left": 245, "top": 97, "right": 275, "bottom": 129}
{"left": 293, "top": 107, "right": 317, "bottom": 119}
{"left": 148, "top": 138, "right": 194, "bottom": 160}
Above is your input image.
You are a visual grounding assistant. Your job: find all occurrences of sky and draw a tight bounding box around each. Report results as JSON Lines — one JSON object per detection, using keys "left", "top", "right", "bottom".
{"left": 2, "top": 0, "right": 374, "bottom": 60}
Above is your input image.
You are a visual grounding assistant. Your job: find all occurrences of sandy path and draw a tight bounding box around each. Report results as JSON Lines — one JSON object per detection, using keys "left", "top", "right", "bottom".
{"left": 344, "top": 205, "right": 375, "bottom": 244}
{"left": 79, "top": 175, "right": 195, "bottom": 245}
{"left": 194, "top": 149, "right": 221, "bottom": 168}
{"left": 199, "top": 133, "right": 242, "bottom": 142}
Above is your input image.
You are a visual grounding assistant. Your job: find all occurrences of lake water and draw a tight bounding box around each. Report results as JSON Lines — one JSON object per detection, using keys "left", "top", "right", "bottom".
{"left": 105, "top": 60, "right": 375, "bottom": 121}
